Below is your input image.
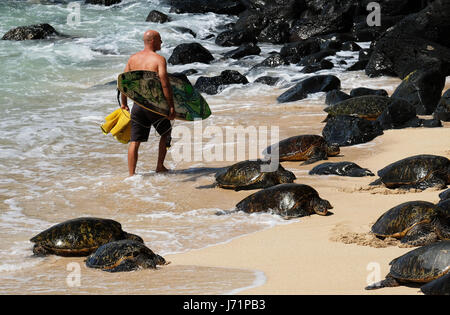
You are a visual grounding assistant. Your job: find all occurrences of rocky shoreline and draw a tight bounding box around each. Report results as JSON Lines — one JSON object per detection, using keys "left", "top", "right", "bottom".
{"left": 2, "top": 0, "right": 449, "bottom": 146}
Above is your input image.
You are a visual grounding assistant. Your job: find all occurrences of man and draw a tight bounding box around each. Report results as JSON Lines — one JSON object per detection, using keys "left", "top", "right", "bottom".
{"left": 121, "top": 30, "right": 176, "bottom": 176}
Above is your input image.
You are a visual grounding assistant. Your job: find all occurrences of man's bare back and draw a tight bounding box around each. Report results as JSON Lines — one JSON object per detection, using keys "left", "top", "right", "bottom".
{"left": 126, "top": 50, "right": 162, "bottom": 73}
{"left": 121, "top": 30, "right": 175, "bottom": 176}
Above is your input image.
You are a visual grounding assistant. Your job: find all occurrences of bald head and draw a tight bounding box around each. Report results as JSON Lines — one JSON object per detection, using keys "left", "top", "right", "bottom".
{"left": 143, "top": 30, "right": 159, "bottom": 42}
{"left": 143, "top": 30, "right": 162, "bottom": 51}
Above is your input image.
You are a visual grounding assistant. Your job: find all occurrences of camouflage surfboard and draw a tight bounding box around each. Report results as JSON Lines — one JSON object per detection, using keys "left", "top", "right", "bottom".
{"left": 117, "top": 70, "right": 211, "bottom": 121}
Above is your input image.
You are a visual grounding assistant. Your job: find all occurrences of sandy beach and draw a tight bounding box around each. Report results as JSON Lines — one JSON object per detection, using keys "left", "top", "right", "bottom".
{"left": 168, "top": 120, "right": 450, "bottom": 295}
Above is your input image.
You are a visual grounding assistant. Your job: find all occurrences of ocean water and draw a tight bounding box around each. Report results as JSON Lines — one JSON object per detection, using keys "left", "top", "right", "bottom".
{"left": 0, "top": 0, "right": 401, "bottom": 294}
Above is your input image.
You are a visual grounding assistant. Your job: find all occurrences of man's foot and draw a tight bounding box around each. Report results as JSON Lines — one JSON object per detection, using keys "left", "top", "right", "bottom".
{"left": 156, "top": 166, "right": 169, "bottom": 173}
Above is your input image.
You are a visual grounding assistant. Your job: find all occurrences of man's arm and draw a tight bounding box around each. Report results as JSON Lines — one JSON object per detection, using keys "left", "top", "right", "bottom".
{"left": 158, "top": 57, "right": 176, "bottom": 120}
{"left": 121, "top": 62, "right": 131, "bottom": 111}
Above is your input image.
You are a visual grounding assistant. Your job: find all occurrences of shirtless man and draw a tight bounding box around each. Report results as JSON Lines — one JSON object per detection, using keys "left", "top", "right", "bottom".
{"left": 121, "top": 30, "right": 176, "bottom": 176}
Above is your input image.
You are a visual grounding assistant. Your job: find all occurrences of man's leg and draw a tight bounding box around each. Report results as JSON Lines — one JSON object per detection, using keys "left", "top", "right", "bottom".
{"left": 128, "top": 141, "right": 141, "bottom": 176}
{"left": 156, "top": 134, "right": 169, "bottom": 173}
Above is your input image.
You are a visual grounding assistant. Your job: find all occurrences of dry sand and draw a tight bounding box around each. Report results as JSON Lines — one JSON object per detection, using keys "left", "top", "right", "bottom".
{"left": 167, "top": 122, "right": 450, "bottom": 295}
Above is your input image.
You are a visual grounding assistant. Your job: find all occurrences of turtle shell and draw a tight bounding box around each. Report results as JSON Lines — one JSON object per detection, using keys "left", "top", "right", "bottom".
{"left": 421, "top": 272, "right": 450, "bottom": 295}
{"left": 440, "top": 188, "right": 450, "bottom": 201}
{"left": 235, "top": 183, "right": 332, "bottom": 218}
{"left": 324, "top": 95, "right": 391, "bottom": 120}
{"left": 265, "top": 135, "right": 329, "bottom": 161}
{"left": 85, "top": 240, "right": 166, "bottom": 272}
{"left": 215, "top": 160, "right": 295, "bottom": 190}
{"left": 371, "top": 201, "right": 444, "bottom": 238}
{"left": 388, "top": 241, "right": 450, "bottom": 282}
{"left": 376, "top": 155, "right": 450, "bottom": 189}
{"left": 30, "top": 217, "right": 141, "bottom": 256}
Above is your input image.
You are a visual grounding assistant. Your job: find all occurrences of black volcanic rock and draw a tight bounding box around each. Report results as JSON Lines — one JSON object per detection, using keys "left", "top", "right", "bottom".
{"left": 375, "top": 99, "right": 417, "bottom": 130}
{"left": 280, "top": 39, "right": 321, "bottom": 64}
{"left": 168, "top": 43, "right": 214, "bottom": 65}
{"left": 173, "top": 27, "right": 196, "bottom": 38}
{"left": 2, "top": 23, "right": 59, "bottom": 40}
{"left": 145, "top": 10, "right": 170, "bottom": 23}
{"left": 366, "top": 1, "right": 450, "bottom": 78}
{"left": 350, "top": 88, "right": 388, "bottom": 98}
{"left": 233, "top": 0, "right": 304, "bottom": 45}
{"left": 169, "top": 0, "right": 246, "bottom": 15}
{"left": 391, "top": 69, "right": 446, "bottom": 115}
{"left": 289, "top": 4, "right": 355, "bottom": 42}
{"left": 224, "top": 42, "right": 261, "bottom": 59}
{"left": 250, "top": 53, "right": 289, "bottom": 70}
{"left": 347, "top": 60, "right": 369, "bottom": 72}
{"left": 254, "top": 76, "right": 280, "bottom": 86}
{"left": 322, "top": 115, "right": 384, "bottom": 147}
{"left": 277, "top": 75, "right": 341, "bottom": 103}
{"left": 215, "top": 30, "right": 257, "bottom": 47}
{"left": 256, "top": 20, "right": 290, "bottom": 44}
{"left": 297, "top": 49, "right": 336, "bottom": 66}
{"left": 433, "top": 89, "right": 450, "bottom": 122}
{"left": 301, "top": 59, "right": 334, "bottom": 73}
{"left": 194, "top": 70, "right": 249, "bottom": 95}
{"left": 85, "top": 0, "right": 121, "bottom": 5}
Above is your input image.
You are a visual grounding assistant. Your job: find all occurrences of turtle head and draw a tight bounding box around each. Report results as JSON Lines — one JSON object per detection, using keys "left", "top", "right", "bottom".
{"left": 278, "top": 169, "right": 296, "bottom": 184}
{"left": 313, "top": 198, "right": 333, "bottom": 216}
{"left": 155, "top": 254, "right": 169, "bottom": 266}
{"left": 124, "top": 232, "right": 144, "bottom": 243}
{"left": 327, "top": 143, "right": 340, "bottom": 157}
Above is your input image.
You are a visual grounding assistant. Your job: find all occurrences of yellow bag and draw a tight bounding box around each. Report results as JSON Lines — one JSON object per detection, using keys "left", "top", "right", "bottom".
{"left": 101, "top": 108, "right": 131, "bottom": 144}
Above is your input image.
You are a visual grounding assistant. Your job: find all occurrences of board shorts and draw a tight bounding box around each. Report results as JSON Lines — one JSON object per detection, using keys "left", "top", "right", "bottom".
{"left": 130, "top": 103, "right": 172, "bottom": 143}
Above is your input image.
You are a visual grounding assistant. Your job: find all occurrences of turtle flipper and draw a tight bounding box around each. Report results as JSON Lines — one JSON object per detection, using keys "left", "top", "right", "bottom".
{"left": 346, "top": 166, "right": 375, "bottom": 177}
{"left": 369, "top": 178, "right": 383, "bottom": 186}
{"left": 104, "top": 258, "right": 141, "bottom": 272}
{"left": 215, "top": 209, "right": 240, "bottom": 216}
{"left": 32, "top": 244, "right": 51, "bottom": 257}
{"left": 302, "top": 146, "right": 328, "bottom": 165}
{"left": 411, "top": 175, "right": 447, "bottom": 190}
{"left": 365, "top": 275, "right": 400, "bottom": 290}
{"left": 432, "top": 216, "right": 450, "bottom": 241}
{"left": 401, "top": 223, "right": 437, "bottom": 246}
{"left": 196, "top": 183, "right": 218, "bottom": 189}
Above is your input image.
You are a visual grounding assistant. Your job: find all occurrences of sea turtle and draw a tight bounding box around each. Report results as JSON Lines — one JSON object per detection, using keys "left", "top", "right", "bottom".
{"left": 264, "top": 135, "right": 340, "bottom": 165}
{"left": 235, "top": 183, "right": 332, "bottom": 219}
{"left": 323, "top": 95, "right": 392, "bottom": 121}
{"left": 85, "top": 240, "right": 168, "bottom": 272}
{"left": 366, "top": 241, "right": 450, "bottom": 290}
{"left": 30, "top": 217, "right": 143, "bottom": 257}
{"left": 371, "top": 201, "right": 450, "bottom": 246}
{"left": 438, "top": 189, "right": 450, "bottom": 212}
{"left": 440, "top": 188, "right": 450, "bottom": 201}
{"left": 438, "top": 199, "right": 450, "bottom": 213}
{"left": 214, "top": 159, "right": 296, "bottom": 191}
{"left": 369, "top": 154, "right": 450, "bottom": 190}
{"left": 420, "top": 272, "right": 450, "bottom": 295}
{"left": 309, "top": 161, "right": 374, "bottom": 177}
